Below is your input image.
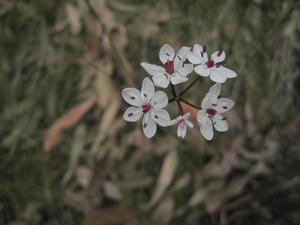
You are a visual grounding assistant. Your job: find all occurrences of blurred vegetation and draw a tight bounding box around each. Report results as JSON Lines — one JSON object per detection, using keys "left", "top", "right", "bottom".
{"left": 0, "top": 0, "right": 300, "bottom": 225}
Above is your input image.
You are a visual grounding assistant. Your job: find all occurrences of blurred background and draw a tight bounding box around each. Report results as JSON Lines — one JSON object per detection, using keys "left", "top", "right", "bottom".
{"left": 1, "top": 0, "right": 300, "bottom": 224}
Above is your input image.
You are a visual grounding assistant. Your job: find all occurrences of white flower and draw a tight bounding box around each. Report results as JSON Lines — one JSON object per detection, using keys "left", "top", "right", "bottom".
{"left": 197, "top": 83, "right": 234, "bottom": 140}
{"left": 187, "top": 44, "right": 237, "bottom": 83}
{"left": 122, "top": 77, "right": 171, "bottom": 138}
{"left": 141, "top": 44, "right": 193, "bottom": 88}
{"left": 169, "top": 112, "right": 194, "bottom": 139}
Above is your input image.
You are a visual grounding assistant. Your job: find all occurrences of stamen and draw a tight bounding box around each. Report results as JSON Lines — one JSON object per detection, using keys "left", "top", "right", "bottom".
{"left": 203, "top": 46, "right": 207, "bottom": 53}
{"left": 154, "top": 115, "right": 159, "bottom": 119}
{"left": 143, "top": 123, "right": 147, "bottom": 128}
{"left": 128, "top": 113, "right": 133, "bottom": 117}
{"left": 130, "top": 96, "right": 135, "bottom": 100}
{"left": 205, "top": 59, "right": 214, "bottom": 68}
{"left": 217, "top": 50, "right": 223, "bottom": 57}
{"left": 142, "top": 104, "right": 151, "bottom": 113}
{"left": 206, "top": 108, "right": 217, "bottom": 116}
{"left": 178, "top": 119, "right": 185, "bottom": 126}
{"left": 223, "top": 106, "right": 228, "bottom": 109}
{"left": 164, "top": 60, "right": 174, "bottom": 74}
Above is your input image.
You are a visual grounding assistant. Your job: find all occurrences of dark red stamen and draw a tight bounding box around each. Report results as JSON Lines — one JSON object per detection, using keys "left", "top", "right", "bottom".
{"left": 203, "top": 46, "right": 207, "bottom": 53}
{"left": 142, "top": 104, "right": 151, "bottom": 113}
{"left": 178, "top": 119, "right": 185, "bottom": 126}
{"left": 217, "top": 50, "right": 223, "bottom": 57}
{"left": 205, "top": 59, "right": 215, "bottom": 68}
{"left": 164, "top": 60, "right": 174, "bottom": 74}
{"left": 206, "top": 108, "right": 217, "bottom": 116}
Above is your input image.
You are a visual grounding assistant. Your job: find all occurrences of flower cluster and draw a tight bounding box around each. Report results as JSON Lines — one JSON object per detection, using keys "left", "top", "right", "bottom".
{"left": 122, "top": 44, "right": 237, "bottom": 140}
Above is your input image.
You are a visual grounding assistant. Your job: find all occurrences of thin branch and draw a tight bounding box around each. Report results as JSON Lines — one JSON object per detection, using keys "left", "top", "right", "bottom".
{"left": 179, "top": 76, "right": 201, "bottom": 97}
{"left": 168, "top": 97, "right": 175, "bottom": 103}
{"left": 179, "top": 98, "right": 201, "bottom": 110}
{"left": 176, "top": 100, "right": 184, "bottom": 115}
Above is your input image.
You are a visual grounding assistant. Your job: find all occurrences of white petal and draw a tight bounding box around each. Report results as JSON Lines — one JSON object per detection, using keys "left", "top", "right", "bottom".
{"left": 194, "top": 65, "right": 210, "bottom": 77}
{"left": 123, "top": 107, "right": 143, "bottom": 122}
{"left": 122, "top": 88, "right": 143, "bottom": 107}
{"left": 215, "top": 66, "right": 237, "bottom": 78}
{"left": 177, "top": 125, "right": 183, "bottom": 138}
{"left": 208, "top": 83, "right": 221, "bottom": 104}
{"left": 141, "top": 77, "right": 155, "bottom": 101}
{"left": 174, "top": 46, "right": 191, "bottom": 68}
{"left": 176, "top": 63, "right": 193, "bottom": 77}
{"left": 142, "top": 113, "right": 157, "bottom": 138}
{"left": 153, "top": 74, "right": 170, "bottom": 88}
{"left": 211, "top": 50, "right": 225, "bottom": 63}
{"left": 200, "top": 120, "right": 213, "bottom": 141}
{"left": 193, "top": 44, "right": 204, "bottom": 56}
{"left": 187, "top": 52, "right": 202, "bottom": 64}
{"left": 213, "top": 117, "right": 228, "bottom": 132}
{"left": 181, "top": 125, "right": 187, "bottom": 138}
{"left": 140, "top": 62, "right": 165, "bottom": 76}
{"left": 200, "top": 95, "right": 212, "bottom": 109}
{"left": 185, "top": 120, "right": 194, "bottom": 128}
{"left": 210, "top": 69, "right": 227, "bottom": 83}
{"left": 159, "top": 43, "right": 175, "bottom": 64}
{"left": 170, "top": 73, "right": 188, "bottom": 85}
{"left": 151, "top": 91, "right": 168, "bottom": 109}
{"left": 183, "top": 112, "right": 191, "bottom": 120}
{"left": 168, "top": 119, "right": 178, "bottom": 126}
{"left": 197, "top": 109, "right": 209, "bottom": 125}
{"left": 151, "top": 109, "right": 170, "bottom": 127}
{"left": 215, "top": 98, "right": 235, "bottom": 113}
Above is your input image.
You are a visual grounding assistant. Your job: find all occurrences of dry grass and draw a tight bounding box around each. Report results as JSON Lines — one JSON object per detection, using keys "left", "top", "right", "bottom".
{"left": 0, "top": 0, "right": 300, "bottom": 224}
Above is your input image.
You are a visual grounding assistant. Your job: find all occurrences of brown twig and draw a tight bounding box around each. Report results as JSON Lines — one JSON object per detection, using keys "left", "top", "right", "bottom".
{"left": 179, "top": 98, "right": 201, "bottom": 110}
{"left": 170, "top": 84, "right": 183, "bottom": 115}
{"left": 179, "top": 76, "right": 202, "bottom": 97}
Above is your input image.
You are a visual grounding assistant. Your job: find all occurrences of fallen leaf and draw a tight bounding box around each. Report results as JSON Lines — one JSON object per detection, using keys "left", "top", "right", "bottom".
{"left": 152, "top": 198, "right": 174, "bottom": 224}
{"left": 181, "top": 101, "right": 198, "bottom": 118}
{"left": 66, "top": 3, "right": 82, "bottom": 34}
{"left": 62, "top": 125, "right": 86, "bottom": 185}
{"left": 103, "top": 181, "right": 122, "bottom": 200}
{"left": 145, "top": 150, "right": 177, "bottom": 208}
{"left": 44, "top": 96, "right": 96, "bottom": 152}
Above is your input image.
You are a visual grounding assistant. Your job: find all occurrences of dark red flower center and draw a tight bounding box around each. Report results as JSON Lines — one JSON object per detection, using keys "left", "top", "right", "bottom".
{"left": 142, "top": 104, "right": 151, "bottom": 113}
{"left": 206, "top": 108, "right": 217, "bottom": 116}
{"left": 164, "top": 60, "right": 174, "bottom": 74}
{"left": 178, "top": 119, "right": 185, "bottom": 126}
{"left": 205, "top": 59, "right": 215, "bottom": 68}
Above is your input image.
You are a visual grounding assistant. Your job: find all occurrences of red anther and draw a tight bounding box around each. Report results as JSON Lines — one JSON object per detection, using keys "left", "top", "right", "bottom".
{"left": 205, "top": 59, "right": 215, "bottom": 68}
{"left": 142, "top": 104, "right": 151, "bottom": 113}
{"left": 164, "top": 61, "right": 174, "bottom": 74}
{"left": 206, "top": 108, "right": 217, "bottom": 116}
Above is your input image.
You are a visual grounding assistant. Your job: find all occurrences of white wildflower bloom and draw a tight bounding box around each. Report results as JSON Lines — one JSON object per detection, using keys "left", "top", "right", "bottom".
{"left": 187, "top": 44, "right": 237, "bottom": 83}
{"left": 141, "top": 44, "right": 193, "bottom": 88}
{"left": 122, "top": 77, "right": 171, "bottom": 138}
{"left": 197, "top": 83, "right": 234, "bottom": 140}
{"left": 169, "top": 112, "right": 194, "bottom": 139}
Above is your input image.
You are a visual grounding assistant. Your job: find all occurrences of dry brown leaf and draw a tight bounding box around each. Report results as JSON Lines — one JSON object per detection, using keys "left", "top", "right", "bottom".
{"left": 44, "top": 96, "right": 96, "bottom": 152}
{"left": 66, "top": 3, "right": 82, "bottom": 34}
{"left": 62, "top": 125, "right": 86, "bottom": 185}
{"left": 103, "top": 181, "right": 122, "bottom": 200}
{"left": 84, "top": 207, "right": 137, "bottom": 225}
{"left": 76, "top": 166, "right": 92, "bottom": 188}
{"left": 145, "top": 151, "right": 177, "bottom": 208}
{"left": 181, "top": 101, "right": 198, "bottom": 118}
{"left": 152, "top": 198, "right": 174, "bottom": 224}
